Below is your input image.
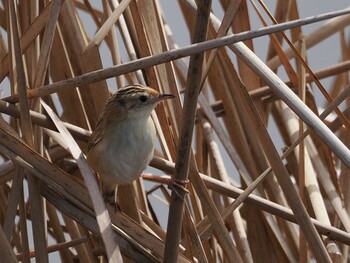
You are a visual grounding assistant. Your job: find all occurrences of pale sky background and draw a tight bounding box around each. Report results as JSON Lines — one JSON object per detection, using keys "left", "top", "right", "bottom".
{"left": 136, "top": 0, "right": 350, "bottom": 253}
{"left": 1, "top": 1, "right": 348, "bottom": 262}
{"left": 20, "top": 1, "right": 350, "bottom": 262}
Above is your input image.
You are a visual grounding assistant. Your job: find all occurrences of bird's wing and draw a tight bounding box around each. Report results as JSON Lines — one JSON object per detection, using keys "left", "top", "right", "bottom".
{"left": 87, "top": 116, "right": 104, "bottom": 152}
{"left": 87, "top": 95, "right": 128, "bottom": 152}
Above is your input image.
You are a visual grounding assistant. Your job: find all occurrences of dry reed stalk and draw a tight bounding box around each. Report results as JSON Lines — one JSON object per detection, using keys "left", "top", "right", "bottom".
{"left": 3, "top": 7, "right": 350, "bottom": 103}
{"left": 41, "top": 100, "right": 122, "bottom": 262}
{"left": 1, "top": 0, "right": 350, "bottom": 262}
{"left": 297, "top": 34, "right": 308, "bottom": 263}
{"left": 0, "top": 224, "right": 17, "bottom": 263}
{"left": 151, "top": 156, "right": 350, "bottom": 244}
{"left": 7, "top": 2, "right": 48, "bottom": 263}
{"left": 164, "top": 1, "right": 213, "bottom": 262}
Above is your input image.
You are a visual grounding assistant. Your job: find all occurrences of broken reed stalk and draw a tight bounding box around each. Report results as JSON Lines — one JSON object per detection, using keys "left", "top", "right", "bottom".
{"left": 0, "top": 1, "right": 349, "bottom": 262}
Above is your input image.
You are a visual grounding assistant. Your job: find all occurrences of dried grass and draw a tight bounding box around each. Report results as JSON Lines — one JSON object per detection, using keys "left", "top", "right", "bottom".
{"left": 0, "top": 0, "right": 349, "bottom": 262}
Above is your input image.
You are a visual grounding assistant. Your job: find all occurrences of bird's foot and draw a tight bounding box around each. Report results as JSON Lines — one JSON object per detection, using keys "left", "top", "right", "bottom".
{"left": 167, "top": 178, "right": 190, "bottom": 200}
{"left": 142, "top": 175, "right": 190, "bottom": 199}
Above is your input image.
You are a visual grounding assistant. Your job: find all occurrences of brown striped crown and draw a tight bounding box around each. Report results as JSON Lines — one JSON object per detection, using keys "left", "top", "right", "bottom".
{"left": 107, "top": 84, "right": 174, "bottom": 111}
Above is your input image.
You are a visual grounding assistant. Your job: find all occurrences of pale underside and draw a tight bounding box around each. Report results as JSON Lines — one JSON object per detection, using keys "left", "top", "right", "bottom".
{"left": 87, "top": 116, "right": 156, "bottom": 193}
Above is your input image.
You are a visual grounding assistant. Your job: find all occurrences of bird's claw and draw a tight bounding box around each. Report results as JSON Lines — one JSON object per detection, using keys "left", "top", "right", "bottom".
{"left": 167, "top": 179, "right": 190, "bottom": 199}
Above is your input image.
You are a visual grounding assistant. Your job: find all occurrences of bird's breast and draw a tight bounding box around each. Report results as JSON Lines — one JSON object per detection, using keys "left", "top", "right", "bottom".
{"left": 95, "top": 117, "right": 156, "bottom": 185}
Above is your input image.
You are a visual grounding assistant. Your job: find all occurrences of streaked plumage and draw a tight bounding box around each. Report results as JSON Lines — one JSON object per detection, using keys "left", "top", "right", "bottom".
{"left": 87, "top": 84, "right": 173, "bottom": 201}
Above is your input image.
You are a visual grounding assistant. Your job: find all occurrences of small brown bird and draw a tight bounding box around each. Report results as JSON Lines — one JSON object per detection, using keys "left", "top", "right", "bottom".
{"left": 87, "top": 84, "right": 174, "bottom": 202}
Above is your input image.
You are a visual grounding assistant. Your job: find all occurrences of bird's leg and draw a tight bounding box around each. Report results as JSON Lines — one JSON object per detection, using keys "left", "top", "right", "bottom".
{"left": 103, "top": 190, "right": 116, "bottom": 204}
{"left": 103, "top": 185, "right": 120, "bottom": 212}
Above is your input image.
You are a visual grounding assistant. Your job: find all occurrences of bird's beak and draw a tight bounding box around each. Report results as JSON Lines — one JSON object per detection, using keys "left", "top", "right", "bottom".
{"left": 157, "top": 93, "right": 175, "bottom": 102}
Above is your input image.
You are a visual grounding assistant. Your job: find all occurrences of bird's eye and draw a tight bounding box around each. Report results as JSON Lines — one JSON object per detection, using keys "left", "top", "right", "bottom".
{"left": 139, "top": 95, "right": 148, "bottom": 102}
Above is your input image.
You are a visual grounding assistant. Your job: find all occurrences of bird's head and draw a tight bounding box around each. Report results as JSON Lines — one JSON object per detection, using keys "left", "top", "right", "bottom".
{"left": 108, "top": 84, "right": 174, "bottom": 119}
